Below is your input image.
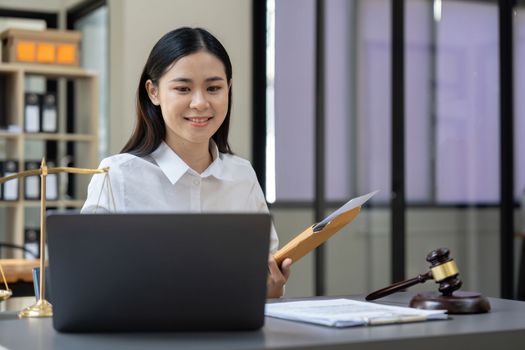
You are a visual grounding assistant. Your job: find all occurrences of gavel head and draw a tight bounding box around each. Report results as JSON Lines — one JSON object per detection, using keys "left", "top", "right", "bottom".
{"left": 426, "top": 248, "right": 462, "bottom": 296}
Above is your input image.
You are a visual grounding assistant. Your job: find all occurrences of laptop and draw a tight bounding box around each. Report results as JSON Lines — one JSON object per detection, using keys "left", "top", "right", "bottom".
{"left": 46, "top": 213, "right": 271, "bottom": 332}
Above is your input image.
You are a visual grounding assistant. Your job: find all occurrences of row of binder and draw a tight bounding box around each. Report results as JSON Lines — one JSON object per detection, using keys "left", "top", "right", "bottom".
{"left": 24, "top": 227, "right": 40, "bottom": 259}
{"left": 0, "top": 160, "right": 59, "bottom": 200}
{"left": 0, "top": 78, "right": 58, "bottom": 132}
{"left": 0, "top": 75, "right": 7, "bottom": 130}
{"left": 25, "top": 92, "right": 58, "bottom": 133}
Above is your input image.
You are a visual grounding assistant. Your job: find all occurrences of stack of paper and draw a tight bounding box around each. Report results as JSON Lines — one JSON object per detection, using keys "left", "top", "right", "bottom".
{"left": 265, "top": 298, "right": 448, "bottom": 328}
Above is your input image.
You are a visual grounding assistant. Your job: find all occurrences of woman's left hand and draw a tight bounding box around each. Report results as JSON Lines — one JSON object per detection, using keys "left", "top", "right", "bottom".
{"left": 266, "top": 255, "right": 292, "bottom": 298}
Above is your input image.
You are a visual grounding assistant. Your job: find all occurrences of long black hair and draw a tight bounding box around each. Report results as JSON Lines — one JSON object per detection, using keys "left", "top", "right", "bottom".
{"left": 121, "top": 27, "right": 233, "bottom": 156}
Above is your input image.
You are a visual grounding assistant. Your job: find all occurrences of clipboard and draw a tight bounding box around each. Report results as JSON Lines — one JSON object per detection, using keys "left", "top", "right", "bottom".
{"left": 274, "top": 191, "right": 378, "bottom": 265}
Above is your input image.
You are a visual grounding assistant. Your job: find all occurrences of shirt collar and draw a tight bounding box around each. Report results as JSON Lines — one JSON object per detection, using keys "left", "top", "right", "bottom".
{"left": 150, "top": 140, "right": 229, "bottom": 185}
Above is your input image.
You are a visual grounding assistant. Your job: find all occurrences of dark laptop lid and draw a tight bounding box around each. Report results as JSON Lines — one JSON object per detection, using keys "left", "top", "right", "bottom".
{"left": 47, "top": 213, "right": 271, "bottom": 332}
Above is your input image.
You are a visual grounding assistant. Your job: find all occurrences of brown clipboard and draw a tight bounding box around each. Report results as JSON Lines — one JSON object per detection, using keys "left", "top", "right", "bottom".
{"left": 273, "top": 206, "right": 361, "bottom": 266}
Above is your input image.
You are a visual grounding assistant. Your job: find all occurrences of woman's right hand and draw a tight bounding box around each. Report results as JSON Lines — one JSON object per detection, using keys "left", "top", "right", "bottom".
{"left": 266, "top": 256, "right": 292, "bottom": 298}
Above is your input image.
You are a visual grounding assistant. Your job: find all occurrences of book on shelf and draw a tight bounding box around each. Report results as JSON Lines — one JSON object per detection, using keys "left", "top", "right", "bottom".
{"left": 24, "top": 227, "right": 40, "bottom": 259}
{"left": 1, "top": 160, "right": 19, "bottom": 200}
{"left": 45, "top": 160, "right": 59, "bottom": 200}
{"left": 41, "top": 92, "right": 58, "bottom": 133}
{"left": 0, "top": 160, "right": 3, "bottom": 200}
{"left": 24, "top": 160, "right": 40, "bottom": 199}
{"left": 0, "top": 74, "right": 7, "bottom": 130}
{"left": 24, "top": 92, "right": 41, "bottom": 133}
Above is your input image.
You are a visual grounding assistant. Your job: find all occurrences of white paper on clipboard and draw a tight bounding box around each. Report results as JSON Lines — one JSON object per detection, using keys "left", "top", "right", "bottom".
{"left": 312, "top": 190, "right": 379, "bottom": 231}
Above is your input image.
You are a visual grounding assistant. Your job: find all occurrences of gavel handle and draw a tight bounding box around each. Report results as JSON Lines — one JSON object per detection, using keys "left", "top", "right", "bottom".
{"left": 365, "top": 271, "right": 432, "bottom": 301}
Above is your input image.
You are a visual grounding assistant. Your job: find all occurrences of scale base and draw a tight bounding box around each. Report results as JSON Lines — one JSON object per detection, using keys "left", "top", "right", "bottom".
{"left": 410, "top": 291, "right": 491, "bottom": 314}
{"left": 0, "top": 289, "right": 12, "bottom": 301}
{"left": 18, "top": 299, "right": 53, "bottom": 318}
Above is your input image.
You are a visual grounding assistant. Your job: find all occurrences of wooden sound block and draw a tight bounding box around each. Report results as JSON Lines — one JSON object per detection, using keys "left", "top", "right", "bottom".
{"left": 410, "top": 291, "right": 491, "bottom": 314}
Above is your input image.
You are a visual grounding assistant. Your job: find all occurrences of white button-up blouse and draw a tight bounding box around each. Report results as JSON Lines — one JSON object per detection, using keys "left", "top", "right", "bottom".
{"left": 81, "top": 141, "right": 279, "bottom": 253}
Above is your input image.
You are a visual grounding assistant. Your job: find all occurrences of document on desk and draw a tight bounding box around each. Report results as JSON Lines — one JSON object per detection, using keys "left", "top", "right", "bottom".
{"left": 265, "top": 299, "right": 448, "bottom": 328}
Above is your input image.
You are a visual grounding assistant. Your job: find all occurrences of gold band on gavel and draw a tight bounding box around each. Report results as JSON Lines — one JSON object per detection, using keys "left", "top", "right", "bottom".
{"left": 430, "top": 260, "right": 459, "bottom": 282}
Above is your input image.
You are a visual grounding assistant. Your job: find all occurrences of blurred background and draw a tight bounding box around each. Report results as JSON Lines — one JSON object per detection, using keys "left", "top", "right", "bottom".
{"left": 0, "top": 0, "right": 524, "bottom": 300}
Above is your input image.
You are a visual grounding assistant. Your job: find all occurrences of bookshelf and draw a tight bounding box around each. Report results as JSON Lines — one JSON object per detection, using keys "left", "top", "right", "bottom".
{"left": 0, "top": 63, "right": 99, "bottom": 258}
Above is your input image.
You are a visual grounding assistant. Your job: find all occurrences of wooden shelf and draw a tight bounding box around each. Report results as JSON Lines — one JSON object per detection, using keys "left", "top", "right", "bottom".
{"left": 1, "top": 200, "right": 85, "bottom": 208}
{"left": 0, "top": 201, "right": 20, "bottom": 208}
{"left": 0, "top": 131, "right": 20, "bottom": 139}
{"left": 0, "top": 132, "right": 96, "bottom": 142}
{"left": 0, "top": 62, "right": 96, "bottom": 78}
{"left": 0, "top": 258, "right": 41, "bottom": 283}
{"left": 0, "top": 62, "right": 99, "bottom": 258}
{"left": 24, "top": 199, "right": 85, "bottom": 208}
{"left": 0, "top": 65, "right": 20, "bottom": 74}
{"left": 23, "top": 133, "right": 97, "bottom": 142}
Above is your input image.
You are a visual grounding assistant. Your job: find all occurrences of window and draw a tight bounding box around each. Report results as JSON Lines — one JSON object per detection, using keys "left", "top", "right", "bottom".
{"left": 267, "top": 0, "right": 522, "bottom": 205}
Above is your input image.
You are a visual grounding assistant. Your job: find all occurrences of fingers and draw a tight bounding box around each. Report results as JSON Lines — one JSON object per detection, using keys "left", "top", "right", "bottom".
{"left": 268, "top": 256, "right": 293, "bottom": 276}
{"left": 268, "top": 256, "right": 293, "bottom": 280}
{"left": 266, "top": 256, "right": 293, "bottom": 298}
{"left": 280, "top": 258, "right": 293, "bottom": 280}
{"left": 267, "top": 255, "right": 281, "bottom": 276}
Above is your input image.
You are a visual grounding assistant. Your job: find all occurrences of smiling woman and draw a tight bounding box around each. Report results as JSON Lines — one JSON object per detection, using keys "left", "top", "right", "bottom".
{"left": 144, "top": 51, "right": 230, "bottom": 173}
{"left": 80, "top": 27, "right": 292, "bottom": 299}
{"left": 121, "top": 28, "right": 233, "bottom": 158}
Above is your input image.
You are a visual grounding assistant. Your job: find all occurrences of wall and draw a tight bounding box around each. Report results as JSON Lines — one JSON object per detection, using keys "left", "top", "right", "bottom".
{"left": 0, "top": 0, "right": 84, "bottom": 28}
{"left": 107, "top": 0, "right": 252, "bottom": 159}
{"left": 0, "top": 0, "right": 64, "bottom": 11}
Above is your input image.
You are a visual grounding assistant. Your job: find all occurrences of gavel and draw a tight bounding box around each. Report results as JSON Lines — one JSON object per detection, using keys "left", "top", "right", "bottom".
{"left": 366, "top": 248, "right": 491, "bottom": 314}
{"left": 366, "top": 248, "right": 461, "bottom": 300}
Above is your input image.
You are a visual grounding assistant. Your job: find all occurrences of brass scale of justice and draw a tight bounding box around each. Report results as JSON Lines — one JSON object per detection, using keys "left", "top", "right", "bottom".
{"left": 0, "top": 159, "right": 110, "bottom": 317}
{"left": 0, "top": 160, "right": 491, "bottom": 317}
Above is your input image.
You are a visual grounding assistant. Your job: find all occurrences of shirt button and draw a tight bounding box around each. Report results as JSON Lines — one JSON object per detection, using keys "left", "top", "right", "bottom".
{"left": 193, "top": 179, "right": 200, "bottom": 186}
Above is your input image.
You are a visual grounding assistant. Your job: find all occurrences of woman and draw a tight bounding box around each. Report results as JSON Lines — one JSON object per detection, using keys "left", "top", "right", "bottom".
{"left": 82, "top": 27, "right": 292, "bottom": 298}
